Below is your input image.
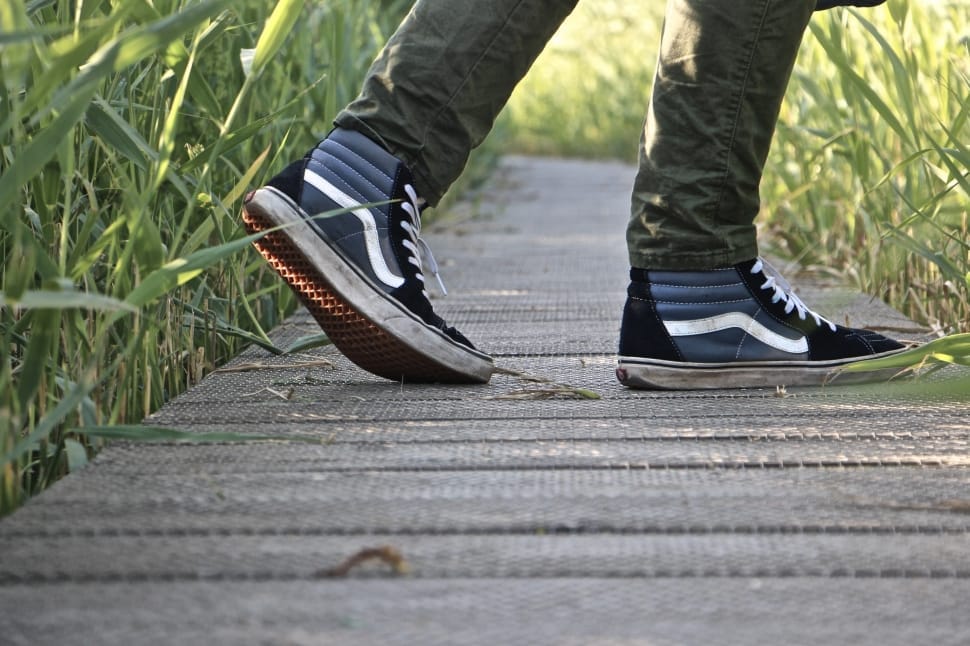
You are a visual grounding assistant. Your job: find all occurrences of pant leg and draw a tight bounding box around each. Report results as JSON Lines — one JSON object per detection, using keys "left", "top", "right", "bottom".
{"left": 627, "top": 0, "right": 815, "bottom": 270}
{"left": 335, "top": 0, "right": 578, "bottom": 206}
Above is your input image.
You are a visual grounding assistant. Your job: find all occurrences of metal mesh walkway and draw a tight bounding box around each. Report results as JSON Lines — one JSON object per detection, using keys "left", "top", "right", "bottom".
{"left": 2, "top": 157, "right": 968, "bottom": 645}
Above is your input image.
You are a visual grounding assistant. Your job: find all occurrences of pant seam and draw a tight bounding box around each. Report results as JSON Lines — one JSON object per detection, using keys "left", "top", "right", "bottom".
{"left": 417, "top": 0, "right": 529, "bottom": 160}
{"left": 713, "top": 0, "right": 772, "bottom": 217}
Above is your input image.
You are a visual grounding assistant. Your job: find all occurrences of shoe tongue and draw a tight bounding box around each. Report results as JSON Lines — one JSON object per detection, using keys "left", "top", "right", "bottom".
{"left": 750, "top": 257, "right": 799, "bottom": 293}
{"left": 732, "top": 257, "right": 761, "bottom": 274}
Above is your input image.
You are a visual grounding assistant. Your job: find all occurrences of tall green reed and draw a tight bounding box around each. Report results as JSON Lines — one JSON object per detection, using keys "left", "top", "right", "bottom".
{"left": 764, "top": 1, "right": 969, "bottom": 336}
{"left": 0, "top": 0, "right": 416, "bottom": 514}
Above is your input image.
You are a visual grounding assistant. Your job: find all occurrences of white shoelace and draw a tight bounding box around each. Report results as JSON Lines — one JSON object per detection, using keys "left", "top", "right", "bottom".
{"left": 751, "top": 258, "right": 836, "bottom": 331}
{"left": 399, "top": 184, "right": 447, "bottom": 299}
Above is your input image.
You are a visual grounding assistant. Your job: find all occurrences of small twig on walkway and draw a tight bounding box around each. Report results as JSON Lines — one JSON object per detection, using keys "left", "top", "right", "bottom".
{"left": 486, "top": 385, "right": 600, "bottom": 400}
{"left": 492, "top": 366, "right": 553, "bottom": 383}
{"left": 318, "top": 546, "right": 410, "bottom": 578}
{"left": 489, "top": 365, "right": 601, "bottom": 400}
{"left": 239, "top": 387, "right": 294, "bottom": 401}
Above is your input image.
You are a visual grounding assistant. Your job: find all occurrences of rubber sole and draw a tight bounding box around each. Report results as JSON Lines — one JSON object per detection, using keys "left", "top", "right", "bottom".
{"left": 616, "top": 352, "right": 907, "bottom": 390}
{"left": 242, "top": 187, "right": 493, "bottom": 384}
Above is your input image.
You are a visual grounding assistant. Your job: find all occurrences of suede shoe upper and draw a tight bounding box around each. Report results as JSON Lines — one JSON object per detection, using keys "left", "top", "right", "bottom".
{"left": 621, "top": 258, "right": 903, "bottom": 364}
{"left": 267, "top": 128, "right": 475, "bottom": 350}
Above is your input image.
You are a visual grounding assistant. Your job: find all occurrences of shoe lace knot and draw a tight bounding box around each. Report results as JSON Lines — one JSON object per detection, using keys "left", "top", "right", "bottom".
{"left": 751, "top": 258, "right": 836, "bottom": 332}
{"left": 399, "top": 183, "right": 447, "bottom": 298}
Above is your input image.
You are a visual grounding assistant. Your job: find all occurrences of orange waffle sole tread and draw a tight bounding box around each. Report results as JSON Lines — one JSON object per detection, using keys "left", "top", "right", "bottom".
{"left": 242, "top": 207, "right": 477, "bottom": 384}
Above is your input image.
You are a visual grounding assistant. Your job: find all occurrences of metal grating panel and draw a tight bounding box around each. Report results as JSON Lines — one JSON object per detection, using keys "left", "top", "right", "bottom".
{"left": 1, "top": 156, "right": 966, "bottom": 645}
{"left": 2, "top": 579, "right": 970, "bottom": 646}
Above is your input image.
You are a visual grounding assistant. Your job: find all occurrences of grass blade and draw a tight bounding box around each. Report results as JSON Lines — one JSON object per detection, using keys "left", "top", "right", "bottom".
{"left": 251, "top": 0, "right": 305, "bottom": 77}
{"left": 84, "top": 97, "right": 158, "bottom": 170}
{"left": 1, "top": 289, "right": 138, "bottom": 312}
{"left": 15, "top": 309, "right": 61, "bottom": 412}
{"left": 841, "top": 333, "right": 970, "bottom": 373}
{"left": 0, "top": 84, "right": 97, "bottom": 226}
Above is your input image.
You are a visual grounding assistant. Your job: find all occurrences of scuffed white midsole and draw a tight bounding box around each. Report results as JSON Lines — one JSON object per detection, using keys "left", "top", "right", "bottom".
{"left": 616, "top": 351, "right": 907, "bottom": 390}
{"left": 248, "top": 186, "right": 493, "bottom": 382}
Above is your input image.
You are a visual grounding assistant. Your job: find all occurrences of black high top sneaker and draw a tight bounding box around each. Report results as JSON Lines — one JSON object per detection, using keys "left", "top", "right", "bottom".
{"left": 241, "top": 128, "right": 493, "bottom": 383}
{"left": 616, "top": 258, "right": 906, "bottom": 389}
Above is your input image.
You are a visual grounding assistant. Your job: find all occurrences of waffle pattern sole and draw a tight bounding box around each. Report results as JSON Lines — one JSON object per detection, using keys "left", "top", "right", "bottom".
{"left": 241, "top": 194, "right": 491, "bottom": 384}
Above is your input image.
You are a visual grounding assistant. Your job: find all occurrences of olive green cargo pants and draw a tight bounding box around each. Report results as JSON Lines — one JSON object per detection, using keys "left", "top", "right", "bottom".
{"left": 334, "top": 0, "right": 816, "bottom": 270}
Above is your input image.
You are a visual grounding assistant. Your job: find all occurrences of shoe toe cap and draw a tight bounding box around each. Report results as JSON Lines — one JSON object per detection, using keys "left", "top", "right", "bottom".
{"left": 811, "top": 326, "right": 904, "bottom": 360}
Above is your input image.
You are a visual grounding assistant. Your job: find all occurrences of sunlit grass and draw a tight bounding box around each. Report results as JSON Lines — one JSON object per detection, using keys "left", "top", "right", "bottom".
{"left": 3, "top": 0, "right": 966, "bottom": 515}
{"left": 505, "top": 1, "right": 663, "bottom": 160}
{"left": 505, "top": 0, "right": 969, "bottom": 337}
{"left": 0, "top": 0, "right": 449, "bottom": 514}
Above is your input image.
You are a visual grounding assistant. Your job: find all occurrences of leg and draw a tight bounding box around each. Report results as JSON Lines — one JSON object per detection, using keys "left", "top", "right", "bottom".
{"left": 243, "top": 0, "right": 577, "bottom": 383}
{"left": 617, "top": 0, "right": 904, "bottom": 389}
{"left": 628, "top": 0, "right": 812, "bottom": 270}
{"left": 336, "top": 0, "right": 579, "bottom": 206}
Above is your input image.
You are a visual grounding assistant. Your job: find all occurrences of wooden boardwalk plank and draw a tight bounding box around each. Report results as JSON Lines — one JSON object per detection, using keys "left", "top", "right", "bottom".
{"left": 1, "top": 157, "right": 968, "bottom": 645}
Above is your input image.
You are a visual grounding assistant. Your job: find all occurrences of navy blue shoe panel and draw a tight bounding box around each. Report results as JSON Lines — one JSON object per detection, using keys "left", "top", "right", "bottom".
{"left": 620, "top": 259, "right": 903, "bottom": 366}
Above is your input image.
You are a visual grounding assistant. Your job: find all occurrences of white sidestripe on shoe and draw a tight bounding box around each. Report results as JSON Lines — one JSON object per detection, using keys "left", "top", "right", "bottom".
{"left": 304, "top": 169, "right": 406, "bottom": 289}
{"left": 663, "top": 312, "right": 809, "bottom": 354}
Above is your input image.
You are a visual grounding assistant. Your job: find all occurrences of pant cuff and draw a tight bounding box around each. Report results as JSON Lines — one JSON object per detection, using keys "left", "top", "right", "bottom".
{"left": 628, "top": 244, "right": 760, "bottom": 271}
